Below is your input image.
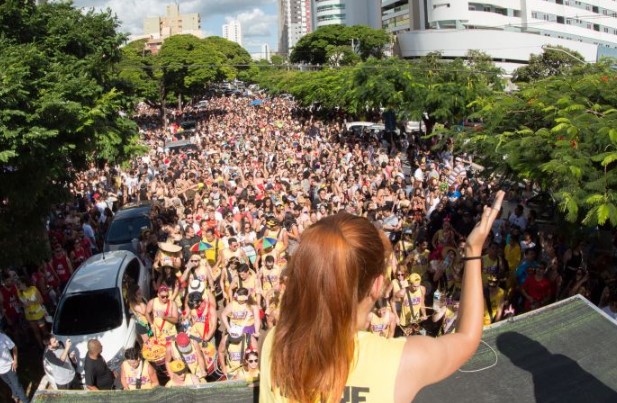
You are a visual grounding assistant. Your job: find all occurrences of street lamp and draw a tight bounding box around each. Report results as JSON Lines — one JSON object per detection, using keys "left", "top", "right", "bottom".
{"left": 541, "top": 45, "right": 589, "bottom": 64}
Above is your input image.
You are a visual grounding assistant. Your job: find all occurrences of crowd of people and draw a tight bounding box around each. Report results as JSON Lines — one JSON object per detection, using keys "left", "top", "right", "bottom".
{"left": 1, "top": 91, "right": 617, "bottom": 400}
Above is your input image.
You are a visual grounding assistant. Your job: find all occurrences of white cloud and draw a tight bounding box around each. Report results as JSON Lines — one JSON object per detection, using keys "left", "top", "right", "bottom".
{"left": 71, "top": 0, "right": 277, "bottom": 35}
{"left": 235, "top": 8, "right": 278, "bottom": 37}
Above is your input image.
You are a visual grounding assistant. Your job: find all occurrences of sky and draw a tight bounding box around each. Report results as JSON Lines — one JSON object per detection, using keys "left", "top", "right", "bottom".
{"left": 71, "top": 0, "right": 279, "bottom": 55}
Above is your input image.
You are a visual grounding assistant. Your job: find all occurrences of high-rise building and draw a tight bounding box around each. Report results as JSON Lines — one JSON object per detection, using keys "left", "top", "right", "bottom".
{"left": 143, "top": 3, "right": 202, "bottom": 40}
{"left": 262, "top": 43, "right": 272, "bottom": 61}
{"left": 390, "top": 1, "right": 617, "bottom": 73}
{"left": 312, "top": 0, "right": 382, "bottom": 30}
{"left": 222, "top": 20, "right": 243, "bottom": 46}
{"left": 279, "top": 0, "right": 313, "bottom": 56}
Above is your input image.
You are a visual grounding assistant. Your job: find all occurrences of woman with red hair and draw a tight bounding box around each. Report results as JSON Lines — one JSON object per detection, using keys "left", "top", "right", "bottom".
{"left": 261, "top": 191, "right": 504, "bottom": 402}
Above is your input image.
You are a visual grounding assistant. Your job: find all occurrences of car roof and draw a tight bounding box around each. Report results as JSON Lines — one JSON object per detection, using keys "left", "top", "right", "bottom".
{"left": 345, "top": 121, "right": 377, "bottom": 130}
{"left": 64, "top": 251, "right": 134, "bottom": 293}
{"left": 113, "top": 204, "right": 151, "bottom": 219}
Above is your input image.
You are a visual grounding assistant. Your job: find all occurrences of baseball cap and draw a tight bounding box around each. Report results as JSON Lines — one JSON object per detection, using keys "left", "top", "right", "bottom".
{"left": 409, "top": 273, "right": 422, "bottom": 286}
{"left": 175, "top": 332, "right": 191, "bottom": 352}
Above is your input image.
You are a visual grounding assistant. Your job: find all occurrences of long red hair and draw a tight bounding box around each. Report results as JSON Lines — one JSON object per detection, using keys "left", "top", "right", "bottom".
{"left": 270, "top": 212, "right": 388, "bottom": 402}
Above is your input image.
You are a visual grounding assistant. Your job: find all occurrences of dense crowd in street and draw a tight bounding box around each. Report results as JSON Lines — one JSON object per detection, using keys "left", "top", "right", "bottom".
{"left": 1, "top": 91, "right": 617, "bottom": 400}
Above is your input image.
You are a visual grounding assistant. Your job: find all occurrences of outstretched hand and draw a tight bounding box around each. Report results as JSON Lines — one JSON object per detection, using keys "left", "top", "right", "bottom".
{"left": 465, "top": 190, "right": 505, "bottom": 255}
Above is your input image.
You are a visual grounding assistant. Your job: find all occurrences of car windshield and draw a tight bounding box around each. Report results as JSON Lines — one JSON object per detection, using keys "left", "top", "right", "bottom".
{"left": 106, "top": 215, "right": 150, "bottom": 244}
{"left": 53, "top": 288, "right": 123, "bottom": 335}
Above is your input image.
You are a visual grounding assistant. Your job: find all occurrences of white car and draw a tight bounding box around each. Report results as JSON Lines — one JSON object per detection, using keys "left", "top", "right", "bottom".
{"left": 51, "top": 251, "right": 150, "bottom": 374}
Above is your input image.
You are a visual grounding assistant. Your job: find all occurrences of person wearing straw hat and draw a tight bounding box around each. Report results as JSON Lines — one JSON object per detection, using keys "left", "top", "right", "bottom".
{"left": 165, "top": 360, "right": 200, "bottom": 387}
{"left": 153, "top": 242, "right": 183, "bottom": 272}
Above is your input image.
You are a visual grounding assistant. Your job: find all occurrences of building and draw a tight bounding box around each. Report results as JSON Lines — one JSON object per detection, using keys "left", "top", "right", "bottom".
{"left": 222, "top": 20, "right": 242, "bottom": 46}
{"left": 143, "top": 3, "right": 202, "bottom": 40}
{"left": 390, "top": 0, "right": 617, "bottom": 73}
{"left": 279, "top": 0, "right": 313, "bottom": 56}
{"left": 262, "top": 43, "right": 272, "bottom": 61}
{"left": 312, "top": 0, "right": 382, "bottom": 30}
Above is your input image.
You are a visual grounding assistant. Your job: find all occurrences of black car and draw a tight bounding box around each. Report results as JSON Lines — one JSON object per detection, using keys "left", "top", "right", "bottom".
{"left": 103, "top": 203, "right": 152, "bottom": 255}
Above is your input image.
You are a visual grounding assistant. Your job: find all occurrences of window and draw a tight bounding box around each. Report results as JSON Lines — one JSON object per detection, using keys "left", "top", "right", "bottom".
{"left": 54, "top": 289, "right": 123, "bottom": 335}
{"left": 594, "top": 24, "right": 600, "bottom": 31}
{"left": 105, "top": 215, "right": 151, "bottom": 245}
{"left": 557, "top": 16, "right": 564, "bottom": 24}
{"left": 125, "top": 259, "right": 141, "bottom": 286}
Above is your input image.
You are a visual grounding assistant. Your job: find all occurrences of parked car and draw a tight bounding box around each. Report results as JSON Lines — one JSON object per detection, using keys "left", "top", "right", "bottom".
{"left": 164, "top": 139, "right": 199, "bottom": 154}
{"left": 52, "top": 251, "right": 150, "bottom": 374}
{"left": 103, "top": 202, "right": 152, "bottom": 255}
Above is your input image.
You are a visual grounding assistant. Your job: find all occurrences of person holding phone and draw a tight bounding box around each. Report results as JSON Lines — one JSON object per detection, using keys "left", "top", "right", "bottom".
{"left": 261, "top": 191, "right": 505, "bottom": 402}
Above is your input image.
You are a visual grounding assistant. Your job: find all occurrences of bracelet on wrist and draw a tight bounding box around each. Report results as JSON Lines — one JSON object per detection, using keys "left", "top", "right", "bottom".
{"left": 462, "top": 256, "right": 482, "bottom": 261}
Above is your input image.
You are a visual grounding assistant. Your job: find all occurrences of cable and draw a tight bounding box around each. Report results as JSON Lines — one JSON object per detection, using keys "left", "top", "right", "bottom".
{"left": 457, "top": 339, "right": 499, "bottom": 373}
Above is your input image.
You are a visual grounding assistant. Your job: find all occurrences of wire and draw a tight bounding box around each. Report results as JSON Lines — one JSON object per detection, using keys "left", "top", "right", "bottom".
{"left": 457, "top": 339, "right": 499, "bottom": 373}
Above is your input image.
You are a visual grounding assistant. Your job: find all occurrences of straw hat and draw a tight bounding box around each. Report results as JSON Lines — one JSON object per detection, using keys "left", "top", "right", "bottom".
{"left": 158, "top": 242, "right": 182, "bottom": 253}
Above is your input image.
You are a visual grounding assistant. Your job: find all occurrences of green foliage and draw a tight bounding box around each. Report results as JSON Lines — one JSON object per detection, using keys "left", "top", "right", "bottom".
{"left": 270, "top": 54, "right": 285, "bottom": 65}
{"left": 0, "top": 1, "right": 142, "bottom": 265}
{"left": 290, "top": 25, "right": 390, "bottom": 65}
{"left": 255, "top": 52, "right": 503, "bottom": 130}
{"left": 119, "top": 35, "right": 254, "bottom": 106}
{"left": 461, "top": 61, "right": 617, "bottom": 227}
{"left": 512, "top": 45, "right": 585, "bottom": 83}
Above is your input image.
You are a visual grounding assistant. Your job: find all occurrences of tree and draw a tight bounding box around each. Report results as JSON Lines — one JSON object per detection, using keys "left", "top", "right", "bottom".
{"left": 407, "top": 51, "right": 504, "bottom": 135}
{"left": 0, "top": 1, "right": 142, "bottom": 265}
{"left": 290, "top": 25, "right": 389, "bottom": 65}
{"left": 158, "top": 35, "right": 222, "bottom": 104}
{"left": 116, "top": 39, "right": 160, "bottom": 106}
{"left": 512, "top": 45, "right": 585, "bottom": 83}
{"left": 270, "top": 54, "right": 285, "bottom": 65}
{"left": 461, "top": 60, "right": 617, "bottom": 227}
{"left": 118, "top": 35, "right": 255, "bottom": 108}
{"left": 202, "top": 36, "right": 252, "bottom": 81}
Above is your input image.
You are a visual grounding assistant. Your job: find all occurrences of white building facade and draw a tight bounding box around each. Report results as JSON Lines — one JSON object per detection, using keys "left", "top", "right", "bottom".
{"left": 279, "top": 0, "right": 313, "bottom": 56}
{"left": 392, "top": 0, "right": 617, "bottom": 73}
{"left": 222, "top": 20, "right": 243, "bottom": 46}
{"left": 312, "top": 0, "right": 382, "bottom": 29}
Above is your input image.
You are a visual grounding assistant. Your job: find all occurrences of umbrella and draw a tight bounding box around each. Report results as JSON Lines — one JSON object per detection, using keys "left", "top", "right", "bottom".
{"left": 255, "top": 237, "right": 277, "bottom": 250}
{"left": 250, "top": 99, "right": 263, "bottom": 106}
{"left": 190, "top": 241, "right": 213, "bottom": 253}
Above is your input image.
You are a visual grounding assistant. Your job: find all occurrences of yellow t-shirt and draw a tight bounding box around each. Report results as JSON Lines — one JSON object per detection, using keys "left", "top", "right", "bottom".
{"left": 19, "top": 287, "right": 45, "bottom": 321}
{"left": 483, "top": 287, "right": 506, "bottom": 326}
{"left": 261, "top": 330, "right": 406, "bottom": 403}
{"left": 122, "top": 360, "right": 155, "bottom": 390}
{"left": 204, "top": 239, "right": 224, "bottom": 266}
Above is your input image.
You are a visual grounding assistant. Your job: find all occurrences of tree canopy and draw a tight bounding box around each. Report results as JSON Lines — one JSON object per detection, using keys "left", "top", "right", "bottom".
{"left": 289, "top": 24, "right": 390, "bottom": 65}
{"left": 119, "top": 35, "right": 253, "bottom": 107}
{"left": 0, "top": 0, "right": 142, "bottom": 265}
{"left": 255, "top": 51, "right": 503, "bottom": 132}
{"left": 461, "top": 60, "right": 617, "bottom": 226}
{"left": 512, "top": 45, "right": 585, "bottom": 83}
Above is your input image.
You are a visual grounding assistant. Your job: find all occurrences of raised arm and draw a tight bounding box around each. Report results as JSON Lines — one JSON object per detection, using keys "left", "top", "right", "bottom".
{"left": 395, "top": 191, "right": 505, "bottom": 401}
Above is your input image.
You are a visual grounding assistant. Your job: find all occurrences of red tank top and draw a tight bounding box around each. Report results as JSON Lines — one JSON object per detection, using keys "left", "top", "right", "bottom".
{"left": 0, "top": 286, "right": 20, "bottom": 319}
{"left": 52, "top": 254, "right": 71, "bottom": 282}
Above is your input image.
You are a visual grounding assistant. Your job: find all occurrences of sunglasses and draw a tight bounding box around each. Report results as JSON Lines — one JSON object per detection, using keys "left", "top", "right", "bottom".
{"left": 397, "top": 273, "right": 406, "bottom": 277}
{"left": 159, "top": 294, "right": 169, "bottom": 299}
{"left": 247, "top": 359, "right": 258, "bottom": 363}
{"left": 190, "top": 259, "right": 200, "bottom": 263}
